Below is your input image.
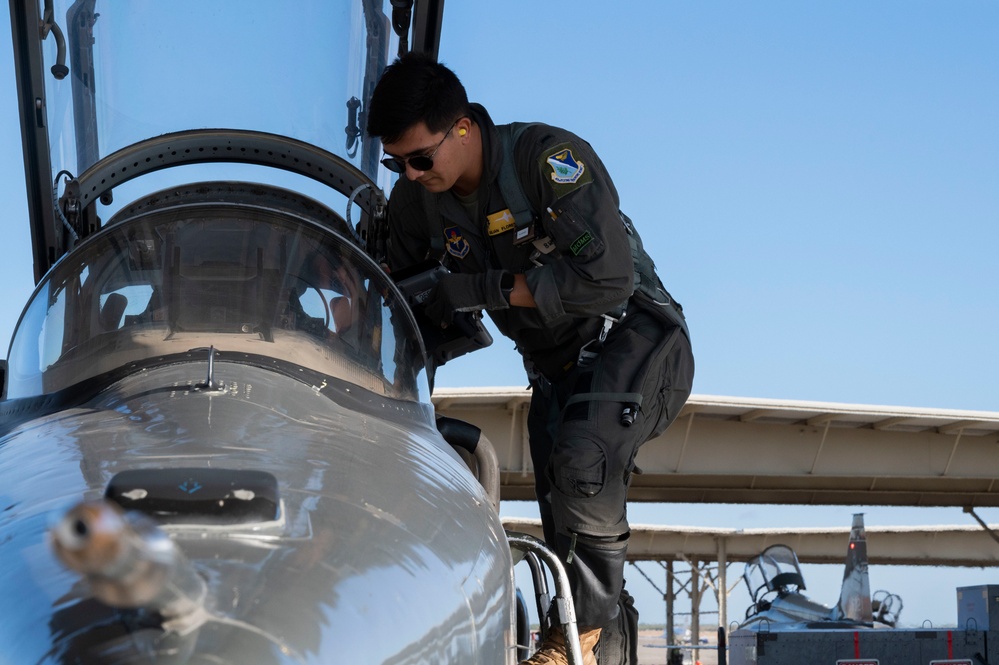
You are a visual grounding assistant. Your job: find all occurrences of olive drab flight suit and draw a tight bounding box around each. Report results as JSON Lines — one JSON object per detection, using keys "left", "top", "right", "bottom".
{"left": 386, "top": 103, "right": 694, "bottom": 662}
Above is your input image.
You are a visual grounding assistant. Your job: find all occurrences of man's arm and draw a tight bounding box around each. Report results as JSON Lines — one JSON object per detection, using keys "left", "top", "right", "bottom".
{"left": 508, "top": 273, "right": 536, "bottom": 308}
{"left": 517, "top": 127, "right": 635, "bottom": 323}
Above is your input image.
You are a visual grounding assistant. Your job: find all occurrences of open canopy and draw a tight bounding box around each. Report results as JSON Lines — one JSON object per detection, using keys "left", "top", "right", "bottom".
{"left": 10, "top": 0, "right": 445, "bottom": 281}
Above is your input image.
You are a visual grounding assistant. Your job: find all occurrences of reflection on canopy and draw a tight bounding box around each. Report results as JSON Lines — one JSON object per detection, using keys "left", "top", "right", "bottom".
{"left": 6, "top": 188, "right": 428, "bottom": 403}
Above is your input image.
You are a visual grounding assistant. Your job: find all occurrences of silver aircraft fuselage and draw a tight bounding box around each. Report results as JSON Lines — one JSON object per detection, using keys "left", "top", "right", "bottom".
{"left": 0, "top": 364, "right": 513, "bottom": 663}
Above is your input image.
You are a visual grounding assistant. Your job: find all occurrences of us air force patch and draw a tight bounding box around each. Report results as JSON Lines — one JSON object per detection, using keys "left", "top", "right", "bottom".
{"left": 540, "top": 142, "right": 593, "bottom": 198}
{"left": 547, "top": 149, "right": 584, "bottom": 184}
{"left": 444, "top": 226, "right": 470, "bottom": 259}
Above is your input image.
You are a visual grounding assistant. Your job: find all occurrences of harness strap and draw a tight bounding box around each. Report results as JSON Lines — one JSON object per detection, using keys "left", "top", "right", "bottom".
{"left": 496, "top": 122, "right": 537, "bottom": 241}
{"left": 564, "top": 392, "right": 645, "bottom": 408}
{"left": 576, "top": 309, "right": 626, "bottom": 368}
{"left": 422, "top": 190, "right": 446, "bottom": 257}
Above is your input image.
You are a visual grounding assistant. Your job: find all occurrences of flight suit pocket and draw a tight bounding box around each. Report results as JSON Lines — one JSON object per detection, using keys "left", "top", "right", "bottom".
{"left": 547, "top": 432, "right": 629, "bottom": 538}
{"left": 550, "top": 434, "right": 607, "bottom": 498}
{"left": 560, "top": 463, "right": 605, "bottom": 498}
{"left": 545, "top": 201, "right": 605, "bottom": 262}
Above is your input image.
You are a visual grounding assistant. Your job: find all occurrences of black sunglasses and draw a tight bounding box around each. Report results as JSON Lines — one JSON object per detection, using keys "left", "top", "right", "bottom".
{"left": 381, "top": 120, "right": 459, "bottom": 174}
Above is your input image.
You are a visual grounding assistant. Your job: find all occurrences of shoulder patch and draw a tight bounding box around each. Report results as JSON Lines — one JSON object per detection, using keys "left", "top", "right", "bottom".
{"left": 539, "top": 142, "right": 593, "bottom": 198}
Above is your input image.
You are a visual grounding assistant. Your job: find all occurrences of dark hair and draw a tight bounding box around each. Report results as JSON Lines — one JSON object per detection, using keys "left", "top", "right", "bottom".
{"left": 366, "top": 52, "right": 470, "bottom": 144}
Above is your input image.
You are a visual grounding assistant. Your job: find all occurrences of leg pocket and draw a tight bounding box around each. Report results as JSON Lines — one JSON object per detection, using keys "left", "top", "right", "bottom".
{"left": 550, "top": 435, "right": 606, "bottom": 498}
{"left": 560, "top": 462, "right": 604, "bottom": 497}
{"left": 547, "top": 424, "right": 630, "bottom": 538}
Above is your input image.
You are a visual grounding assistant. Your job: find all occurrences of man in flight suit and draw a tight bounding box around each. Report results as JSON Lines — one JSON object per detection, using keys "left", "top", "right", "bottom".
{"left": 366, "top": 53, "right": 694, "bottom": 665}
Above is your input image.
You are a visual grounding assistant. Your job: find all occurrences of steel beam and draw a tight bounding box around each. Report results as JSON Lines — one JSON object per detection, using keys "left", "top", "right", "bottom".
{"left": 435, "top": 389, "right": 999, "bottom": 507}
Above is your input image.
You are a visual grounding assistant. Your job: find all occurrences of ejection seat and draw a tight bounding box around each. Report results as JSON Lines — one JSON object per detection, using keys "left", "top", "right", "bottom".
{"left": 744, "top": 544, "right": 807, "bottom": 618}
{"left": 99, "top": 293, "right": 129, "bottom": 332}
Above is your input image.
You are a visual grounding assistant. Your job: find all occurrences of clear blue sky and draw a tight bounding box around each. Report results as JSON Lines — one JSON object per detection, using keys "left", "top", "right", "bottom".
{"left": 2, "top": 1, "right": 998, "bottom": 628}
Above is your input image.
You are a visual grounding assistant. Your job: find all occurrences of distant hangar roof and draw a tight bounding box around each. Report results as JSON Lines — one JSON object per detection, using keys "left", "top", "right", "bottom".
{"left": 433, "top": 389, "right": 999, "bottom": 507}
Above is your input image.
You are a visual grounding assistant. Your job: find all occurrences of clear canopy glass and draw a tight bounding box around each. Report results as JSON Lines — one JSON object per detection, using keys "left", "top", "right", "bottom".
{"left": 743, "top": 544, "right": 807, "bottom": 601}
{"left": 6, "top": 206, "right": 428, "bottom": 403}
{"left": 41, "top": 0, "right": 394, "bottom": 190}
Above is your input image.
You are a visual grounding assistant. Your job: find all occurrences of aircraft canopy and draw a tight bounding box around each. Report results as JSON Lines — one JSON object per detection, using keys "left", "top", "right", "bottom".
{"left": 6, "top": 191, "right": 430, "bottom": 403}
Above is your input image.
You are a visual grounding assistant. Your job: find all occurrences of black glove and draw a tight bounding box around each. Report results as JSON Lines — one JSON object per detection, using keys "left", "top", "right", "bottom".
{"left": 423, "top": 269, "right": 512, "bottom": 327}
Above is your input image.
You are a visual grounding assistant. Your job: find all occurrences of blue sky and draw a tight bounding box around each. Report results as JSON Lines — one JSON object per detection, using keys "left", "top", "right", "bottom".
{"left": 2, "top": 1, "right": 998, "bottom": 628}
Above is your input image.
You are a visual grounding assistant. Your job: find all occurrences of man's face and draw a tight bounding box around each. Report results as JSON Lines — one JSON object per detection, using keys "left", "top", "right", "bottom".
{"left": 381, "top": 121, "right": 462, "bottom": 193}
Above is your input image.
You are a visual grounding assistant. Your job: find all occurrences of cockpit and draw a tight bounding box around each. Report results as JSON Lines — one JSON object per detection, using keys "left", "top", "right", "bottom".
{"left": 6, "top": 182, "right": 430, "bottom": 403}
{"left": 743, "top": 544, "right": 808, "bottom": 603}
{"left": 3, "top": 1, "right": 440, "bottom": 404}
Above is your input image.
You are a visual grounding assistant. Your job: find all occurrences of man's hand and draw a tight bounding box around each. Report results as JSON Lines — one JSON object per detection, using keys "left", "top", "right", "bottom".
{"left": 423, "top": 269, "right": 512, "bottom": 327}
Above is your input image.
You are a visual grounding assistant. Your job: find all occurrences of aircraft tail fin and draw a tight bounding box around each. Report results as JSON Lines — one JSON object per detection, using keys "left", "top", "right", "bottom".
{"left": 833, "top": 513, "right": 873, "bottom": 622}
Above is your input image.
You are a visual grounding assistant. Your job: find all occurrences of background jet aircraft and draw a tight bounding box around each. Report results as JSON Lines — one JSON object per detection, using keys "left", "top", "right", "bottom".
{"left": 1, "top": 1, "right": 553, "bottom": 663}
{"left": 737, "top": 513, "right": 902, "bottom": 631}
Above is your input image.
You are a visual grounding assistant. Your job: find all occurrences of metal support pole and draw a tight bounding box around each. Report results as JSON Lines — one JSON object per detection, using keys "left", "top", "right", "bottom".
{"left": 717, "top": 537, "right": 728, "bottom": 631}
{"left": 691, "top": 559, "right": 701, "bottom": 662}
{"left": 666, "top": 560, "right": 681, "bottom": 665}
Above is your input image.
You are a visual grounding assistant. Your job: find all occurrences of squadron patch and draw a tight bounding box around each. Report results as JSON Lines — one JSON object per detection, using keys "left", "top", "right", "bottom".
{"left": 486, "top": 209, "right": 516, "bottom": 236}
{"left": 547, "top": 148, "right": 585, "bottom": 184}
{"left": 444, "top": 226, "right": 470, "bottom": 259}
{"left": 540, "top": 142, "right": 593, "bottom": 198}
